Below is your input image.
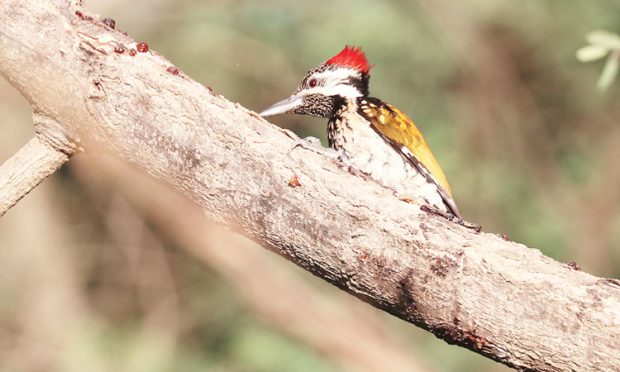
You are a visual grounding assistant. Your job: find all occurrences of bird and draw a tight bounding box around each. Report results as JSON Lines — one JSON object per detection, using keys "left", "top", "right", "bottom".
{"left": 260, "top": 45, "right": 462, "bottom": 221}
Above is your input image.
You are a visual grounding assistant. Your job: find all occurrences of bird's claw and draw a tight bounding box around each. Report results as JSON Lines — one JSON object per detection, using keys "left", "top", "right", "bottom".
{"left": 420, "top": 204, "right": 453, "bottom": 220}
{"left": 420, "top": 205, "right": 481, "bottom": 232}
{"left": 458, "top": 219, "right": 482, "bottom": 233}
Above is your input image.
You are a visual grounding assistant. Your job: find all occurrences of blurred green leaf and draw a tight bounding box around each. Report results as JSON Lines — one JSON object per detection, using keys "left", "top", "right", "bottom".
{"left": 597, "top": 52, "right": 619, "bottom": 91}
{"left": 587, "top": 30, "right": 620, "bottom": 49}
{"left": 230, "top": 324, "right": 337, "bottom": 372}
{"left": 576, "top": 44, "right": 609, "bottom": 62}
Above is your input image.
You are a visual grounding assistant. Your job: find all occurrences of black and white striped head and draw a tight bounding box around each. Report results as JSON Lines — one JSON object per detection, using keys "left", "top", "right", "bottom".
{"left": 260, "top": 46, "right": 371, "bottom": 118}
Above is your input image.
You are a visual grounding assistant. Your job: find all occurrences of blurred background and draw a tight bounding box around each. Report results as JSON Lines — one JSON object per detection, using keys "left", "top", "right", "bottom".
{"left": 1, "top": 0, "right": 619, "bottom": 371}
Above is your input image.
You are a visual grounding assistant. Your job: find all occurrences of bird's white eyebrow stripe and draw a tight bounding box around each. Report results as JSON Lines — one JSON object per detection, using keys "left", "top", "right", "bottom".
{"left": 312, "top": 68, "right": 359, "bottom": 83}
{"left": 302, "top": 85, "right": 362, "bottom": 98}
{"left": 300, "top": 68, "right": 362, "bottom": 98}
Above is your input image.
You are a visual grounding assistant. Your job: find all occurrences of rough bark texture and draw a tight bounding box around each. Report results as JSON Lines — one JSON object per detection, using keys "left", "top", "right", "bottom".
{"left": 0, "top": 135, "right": 69, "bottom": 217}
{"left": 0, "top": 113, "right": 78, "bottom": 217}
{"left": 79, "top": 158, "right": 435, "bottom": 372}
{"left": 0, "top": 1, "right": 619, "bottom": 371}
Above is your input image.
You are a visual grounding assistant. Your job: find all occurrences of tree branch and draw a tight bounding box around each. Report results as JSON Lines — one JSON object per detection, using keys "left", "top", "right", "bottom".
{"left": 74, "top": 156, "right": 435, "bottom": 372}
{"left": 0, "top": 1, "right": 618, "bottom": 371}
{"left": 0, "top": 112, "right": 79, "bottom": 216}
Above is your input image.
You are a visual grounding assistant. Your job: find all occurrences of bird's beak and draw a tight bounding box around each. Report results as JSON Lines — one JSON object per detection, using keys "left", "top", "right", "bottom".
{"left": 259, "top": 94, "right": 304, "bottom": 117}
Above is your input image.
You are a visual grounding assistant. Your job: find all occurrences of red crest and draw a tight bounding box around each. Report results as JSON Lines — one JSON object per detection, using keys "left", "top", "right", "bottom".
{"left": 326, "top": 46, "right": 371, "bottom": 73}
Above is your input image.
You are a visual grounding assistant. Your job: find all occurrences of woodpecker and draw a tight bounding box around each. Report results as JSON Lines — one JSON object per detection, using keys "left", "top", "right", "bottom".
{"left": 260, "top": 46, "right": 462, "bottom": 220}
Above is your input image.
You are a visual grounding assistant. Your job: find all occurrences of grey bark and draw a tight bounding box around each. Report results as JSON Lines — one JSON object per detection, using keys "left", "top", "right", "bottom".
{"left": 0, "top": 110, "right": 81, "bottom": 216}
{"left": 0, "top": 1, "right": 618, "bottom": 371}
{"left": 0, "top": 136, "right": 67, "bottom": 216}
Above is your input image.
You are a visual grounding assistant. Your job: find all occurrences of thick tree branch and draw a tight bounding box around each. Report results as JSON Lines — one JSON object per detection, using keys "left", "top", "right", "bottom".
{"left": 0, "top": 1, "right": 619, "bottom": 371}
{"left": 74, "top": 157, "right": 435, "bottom": 372}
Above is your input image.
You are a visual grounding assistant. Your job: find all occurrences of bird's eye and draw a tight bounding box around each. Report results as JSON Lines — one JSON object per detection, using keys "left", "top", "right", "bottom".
{"left": 309, "top": 79, "right": 317, "bottom": 88}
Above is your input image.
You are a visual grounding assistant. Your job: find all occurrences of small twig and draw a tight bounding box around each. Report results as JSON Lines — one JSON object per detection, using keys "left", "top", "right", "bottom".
{"left": 0, "top": 114, "right": 78, "bottom": 217}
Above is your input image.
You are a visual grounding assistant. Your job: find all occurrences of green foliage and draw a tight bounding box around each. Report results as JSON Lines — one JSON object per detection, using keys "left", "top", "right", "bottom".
{"left": 228, "top": 324, "right": 337, "bottom": 372}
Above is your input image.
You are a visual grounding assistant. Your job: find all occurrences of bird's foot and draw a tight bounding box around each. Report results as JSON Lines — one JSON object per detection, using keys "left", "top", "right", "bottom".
{"left": 458, "top": 220, "right": 482, "bottom": 233}
{"left": 337, "top": 157, "right": 373, "bottom": 181}
{"left": 420, "top": 205, "right": 481, "bottom": 233}
{"left": 420, "top": 204, "right": 453, "bottom": 220}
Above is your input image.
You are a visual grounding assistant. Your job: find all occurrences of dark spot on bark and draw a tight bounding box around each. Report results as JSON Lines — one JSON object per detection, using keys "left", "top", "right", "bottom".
{"left": 88, "top": 80, "right": 106, "bottom": 99}
{"left": 180, "top": 148, "right": 202, "bottom": 169}
{"left": 430, "top": 256, "right": 456, "bottom": 278}
{"left": 436, "top": 324, "right": 487, "bottom": 351}
{"left": 357, "top": 248, "right": 370, "bottom": 261}
{"left": 567, "top": 261, "right": 581, "bottom": 271}
{"left": 396, "top": 269, "right": 417, "bottom": 315}
{"left": 102, "top": 18, "right": 116, "bottom": 29}
{"left": 374, "top": 255, "right": 387, "bottom": 270}
{"left": 463, "top": 330, "right": 487, "bottom": 350}
{"left": 167, "top": 66, "right": 180, "bottom": 75}
{"left": 75, "top": 11, "right": 93, "bottom": 21}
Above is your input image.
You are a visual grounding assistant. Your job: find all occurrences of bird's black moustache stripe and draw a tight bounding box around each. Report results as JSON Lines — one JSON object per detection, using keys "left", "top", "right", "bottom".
{"left": 331, "top": 95, "right": 346, "bottom": 116}
{"left": 346, "top": 72, "right": 370, "bottom": 96}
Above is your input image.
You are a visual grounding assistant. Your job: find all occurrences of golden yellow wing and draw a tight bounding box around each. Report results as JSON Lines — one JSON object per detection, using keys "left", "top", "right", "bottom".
{"left": 357, "top": 98, "right": 452, "bottom": 194}
{"left": 358, "top": 97, "right": 460, "bottom": 218}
